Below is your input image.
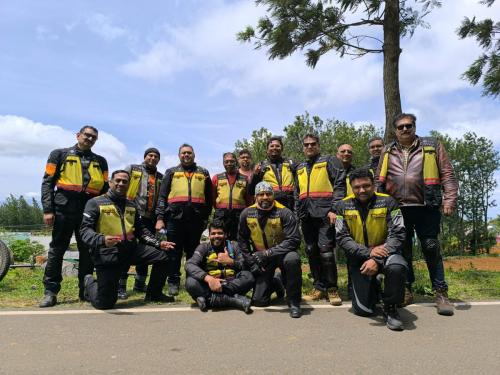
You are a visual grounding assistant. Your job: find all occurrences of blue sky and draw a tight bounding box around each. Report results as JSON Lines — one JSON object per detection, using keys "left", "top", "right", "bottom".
{"left": 0, "top": 0, "right": 499, "bottom": 216}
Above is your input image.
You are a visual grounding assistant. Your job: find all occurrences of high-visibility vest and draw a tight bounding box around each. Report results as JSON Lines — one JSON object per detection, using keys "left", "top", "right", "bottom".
{"left": 168, "top": 167, "right": 207, "bottom": 204}
{"left": 56, "top": 154, "right": 105, "bottom": 195}
{"left": 296, "top": 156, "right": 333, "bottom": 200}
{"left": 215, "top": 173, "right": 247, "bottom": 210}
{"left": 126, "top": 165, "right": 162, "bottom": 202}
{"left": 96, "top": 199, "right": 136, "bottom": 241}
{"left": 261, "top": 160, "right": 294, "bottom": 192}
{"left": 378, "top": 137, "right": 442, "bottom": 206}
{"left": 245, "top": 202, "right": 285, "bottom": 251}
{"left": 206, "top": 241, "right": 236, "bottom": 279}
{"left": 340, "top": 193, "right": 392, "bottom": 247}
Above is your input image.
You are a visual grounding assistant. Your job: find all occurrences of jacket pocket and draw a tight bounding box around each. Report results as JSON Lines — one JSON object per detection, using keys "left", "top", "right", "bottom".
{"left": 93, "top": 246, "right": 119, "bottom": 266}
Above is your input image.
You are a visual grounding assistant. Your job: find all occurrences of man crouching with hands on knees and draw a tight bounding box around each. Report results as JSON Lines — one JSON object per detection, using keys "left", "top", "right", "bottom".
{"left": 185, "top": 220, "right": 254, "bottom": 313}
{"left": 334, "top": 168, "right": 407, "bottom": 331}
{"left": 80, "top": 170, "right": 176, "bottom": 309}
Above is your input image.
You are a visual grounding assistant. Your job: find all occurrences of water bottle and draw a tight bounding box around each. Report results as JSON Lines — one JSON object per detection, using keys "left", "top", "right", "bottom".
{"left": 158, "top": 228, "right": 168, "bottom": 241}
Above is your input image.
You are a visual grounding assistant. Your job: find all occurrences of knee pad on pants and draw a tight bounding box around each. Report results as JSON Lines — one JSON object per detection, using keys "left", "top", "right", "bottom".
{"left": 305, "top": 244, "right": 319, "bottom": 258}
{"left": 385, "top": 254, "right": 408, "bottom": 270}
{"left": 421, "top": 238, "right": 440, "bottom": 255}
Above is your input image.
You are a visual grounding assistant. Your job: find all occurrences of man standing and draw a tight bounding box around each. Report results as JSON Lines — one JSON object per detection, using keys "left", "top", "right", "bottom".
{"left": 337, "top": 144, "right": 355, "bottom": 196}
{"left": 367, "top": 137, "right": 384, "bottom": 172}
{"left": 335, "top": 168, "right": 407, "bottom": 331}
{"left": 295, "top": 134, "right": 346, "bottom": 305}
{"left": 250, "top": 136, "right": 295, "bottom": 210}
{"left": 185, "top": 220, "right": 253, "bottom": 313}
{"left": 80, "top": 170, "right": 175, "bottom": 310}
{"left": 117, "top": 147, "right": 163, "bottom": 299}
{"left": 40, "top": 125, "right": 108, "bottom": 307}
{"left": 377, "top": 113, "right": 458, "bottom": 316}
{"left": 238, "top": 182, "right": 302, "bottom": 318}
{"left": 212, "top": 152, "right": 251, "bottom": 240}
{"left": 238, "top": 149, "right": 254, "bottom": 181}
{"left": 155, "top": 143, "right": 212, "bottom": 296}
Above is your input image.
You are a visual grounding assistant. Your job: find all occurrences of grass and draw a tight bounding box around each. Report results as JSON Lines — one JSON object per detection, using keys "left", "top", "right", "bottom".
{"left": 1, "top": 257, "right": 499, "bottom": 309}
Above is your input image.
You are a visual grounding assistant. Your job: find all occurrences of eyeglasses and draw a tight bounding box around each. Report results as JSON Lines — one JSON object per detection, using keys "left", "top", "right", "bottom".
{"left": 303, "top": 142, "right": 317, "bottom": 147}
{"left": 81, "top": 132, "right": 97, "bottom": 140}
{"left": 396, "top": 123, "right": 414, "bottom": 131}
{"left": 339, "top": 150, "right": 353, "bottom": 154}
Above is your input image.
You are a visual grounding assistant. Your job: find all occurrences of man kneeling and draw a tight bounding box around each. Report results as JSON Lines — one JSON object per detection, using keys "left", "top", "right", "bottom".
{"left": 80, "top": 170, "right": 175, "bottom": 310}
{"left": 185, "top": 220, "right": 253, "bottom": 313}
{"left": 334, "top": 168, "right": 407, "bottom": 331}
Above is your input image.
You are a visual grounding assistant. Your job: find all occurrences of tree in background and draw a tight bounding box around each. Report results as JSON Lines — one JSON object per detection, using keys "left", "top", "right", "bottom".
{"left": 238, "top": 0, "right": 441, "bottom": 141}
{"left": 432, "top": 131, "right": 500, "bottom": 254}
{"left": 234, "top": 111, "right": 382, "bottom": 166}
{"left": 457, "top": 0, "right": 499, "bottom": 98}
{"left": 0, "top": 195, "right": 44, "bottom": 230}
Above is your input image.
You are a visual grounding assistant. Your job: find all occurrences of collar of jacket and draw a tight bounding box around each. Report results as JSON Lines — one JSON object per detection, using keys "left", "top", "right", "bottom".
{"left": 306, "top": 153, "right": 321, "bottom": 164}
{"left": 106, "top": 189, "right": 127, "bottom": 204}
{"left": 142, "top": 162, "right": 157, "bottom": 173}
{"left": 72, "top": 144, "right": 93, "bottom": 156}
{"left": 179, "top": 163, "right": 197, "bottom": 172}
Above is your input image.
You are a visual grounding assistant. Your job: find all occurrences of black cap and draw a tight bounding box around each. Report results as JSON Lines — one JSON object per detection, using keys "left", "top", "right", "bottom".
{"left": 144, "top": 147, "right": 160, "bottom": 158}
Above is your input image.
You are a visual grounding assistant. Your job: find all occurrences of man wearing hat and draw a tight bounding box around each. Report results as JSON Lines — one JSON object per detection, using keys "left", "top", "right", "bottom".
{"left": 238, "top": 181, "right": 303, "bottom": 318}
{"left": 117, "top": 147, "right": 164, "bottom": 298}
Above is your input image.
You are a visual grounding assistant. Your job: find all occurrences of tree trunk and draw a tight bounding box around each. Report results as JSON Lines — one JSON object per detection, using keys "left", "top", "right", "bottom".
{"left": 383, "top": 0, "right": 402, "bottom": 143}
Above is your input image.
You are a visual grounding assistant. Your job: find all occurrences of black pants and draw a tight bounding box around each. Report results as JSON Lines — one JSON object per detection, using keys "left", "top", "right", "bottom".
{"left": 213, "top": 209, "right": 242, "bottom": 241}
{"left": 166, "top": 216, "right": 205, "bottom": 286}
{"left": 401, "top": 206, "right": 448, "bottom": 291}
{"left": 85, "top": 243, "right": 169, "bottom": 310}
{"left": 119, "top": 217, "right": 155, "bottom": 285}
{"left": 349, "top": 254, "right": 407, "bottom": 317}
{"left": 185, "top": 271, "right": 254, "bottom": 300}
{"left": 43, "top": 206, "right": 93, "bottom": 298}
{"left": 252, "top": 252, "right": 302, "bottom": 306}
{"left": 301, "top": 217, "right": 337, "bottom": 291}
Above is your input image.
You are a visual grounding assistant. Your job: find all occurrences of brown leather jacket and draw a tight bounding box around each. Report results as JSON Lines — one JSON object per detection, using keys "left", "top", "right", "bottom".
{"left": 376, "top": 136, "right": 458, "bottom": 209}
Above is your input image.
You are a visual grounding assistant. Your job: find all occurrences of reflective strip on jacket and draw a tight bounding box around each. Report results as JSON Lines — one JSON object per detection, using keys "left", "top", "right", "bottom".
{"left": 245, "top": 202, "right": 286, "bottom": 251}
{"left": 56, "top": 154, "right": 105, "bottom": 195}
{"left": 96, "top": 202, "right": 136, "bottom": 241}
{"left": 215, "top": 173, "right": 247, "bottom": 209}
{"left": 262, "top": 160, "right": 295, "bottom": 192}
{"left": 296, "top": 156, "right": 333, "bottom": 200}
{"left": 168, "top": 168, "right": 206, "bottom": 204}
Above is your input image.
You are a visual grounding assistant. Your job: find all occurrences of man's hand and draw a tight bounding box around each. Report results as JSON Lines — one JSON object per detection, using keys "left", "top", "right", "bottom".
{"left": 252, "top": 251, "right": 268, "bottom": 268}
{"left": 217, "top": 248, "right": 234, "bottom": 266}
{"left": 253, "top": 164, "right": 262, "bottom": 174}
{"left": 370, "top": 245, "right": 388, "bottom": 258}
{"left": 327, "top": 211, "right": 337, "bottom": 225}
{"left": 104, "top": 235, "right": 121, "bottom": 247}
{"left": 204, "top": 275, "right": 222, "bottom": 292}
{"left": 43, "top": 213, "right": 54, "bottom": 226}
{"left": 155, "top": 219, "right": 165, "bottom": 231}
{"left": 160, "top": 241, "right": 175, "bottom": 250}
{"left": 443, "top": 205, "right": 454, "bottom": 216}
{"left": 360, "top": 259, "right": 379, "bottom": 276}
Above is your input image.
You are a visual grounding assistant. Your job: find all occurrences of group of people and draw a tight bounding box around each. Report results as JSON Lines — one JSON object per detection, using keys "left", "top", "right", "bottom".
{"left": 39, "top": 112, "right": 458, "bottom": 331}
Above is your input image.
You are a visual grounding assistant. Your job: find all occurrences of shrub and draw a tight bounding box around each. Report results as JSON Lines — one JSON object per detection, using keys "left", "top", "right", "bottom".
{"left": 8, "top": 239, "right": 44, "bottom": 263}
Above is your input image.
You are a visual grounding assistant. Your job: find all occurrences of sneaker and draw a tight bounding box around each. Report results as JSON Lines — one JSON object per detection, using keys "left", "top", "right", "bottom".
{"left": 39, "top": 293, "right": 57, "bottom": 308}
{"left": 168, "top": 283, "right": 180, "bottom": 296}
{"left": 435, "top": 289, "right": 454, "bottom": 316}
{"left": 289, "top": 301, "right": 302, "bottom": 318}
{"left": 327, "top": 288, "right": 342, "bottom": 306}
{"left": 308, "top": 289, "right": 327, "bottom": 301}
{"left": 383, "top": 304, "right": 404, "bottom": 331}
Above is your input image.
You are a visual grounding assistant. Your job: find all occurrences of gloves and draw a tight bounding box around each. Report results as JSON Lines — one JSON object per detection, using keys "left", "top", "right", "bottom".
{"left": 252, "top": 250, "right": 272, "bottom": 268}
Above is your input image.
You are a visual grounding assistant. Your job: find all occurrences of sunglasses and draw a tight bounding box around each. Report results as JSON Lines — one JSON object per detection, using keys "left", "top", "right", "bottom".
{"left": 396, "top": 123, "right": 414, "bottom": 131}
{"left": 303, "top": 142, "right": 317, "bottom": 147}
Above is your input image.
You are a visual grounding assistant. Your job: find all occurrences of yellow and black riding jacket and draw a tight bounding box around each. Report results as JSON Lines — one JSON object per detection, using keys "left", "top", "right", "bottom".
{"left": 215, "top": 172, "right": 248, "bottom": 210}
{"left": 238, "top": 201, "right": 300, "bottom": 259}
{"left": 125, "top": 164, "right": 163, "bottom": 218}
{"left": 294, "top": 155, "right": 346, "bottom": 219}
{"left": 185, "top": 241, "right": 246, "bottom": 282}
{"left": 80, "top": 192, "right": 160, "bottom": 250}
{"left": 41, "top": 145, "right": 109, "bottom": 213}
{"left": 334, "top": 193, "right": 405, "bottom": 262}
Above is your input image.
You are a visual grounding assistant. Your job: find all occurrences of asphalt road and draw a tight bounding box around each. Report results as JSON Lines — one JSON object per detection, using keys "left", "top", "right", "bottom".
{"left": 1, "top": 303, "right": 499, "bottom": 374}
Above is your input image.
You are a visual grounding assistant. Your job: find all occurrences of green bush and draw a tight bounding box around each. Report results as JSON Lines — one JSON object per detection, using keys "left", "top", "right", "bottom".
{"left": 8, "top": 239, "right": 44, "bottom": 263}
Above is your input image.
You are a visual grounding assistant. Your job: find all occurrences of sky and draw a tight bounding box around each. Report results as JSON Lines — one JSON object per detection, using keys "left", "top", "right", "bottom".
{"left": 0, "top": 0, "right": 499, "bottom": 215}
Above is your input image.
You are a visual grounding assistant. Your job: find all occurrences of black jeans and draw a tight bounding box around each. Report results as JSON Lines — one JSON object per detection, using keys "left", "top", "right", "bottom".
{"left": 252, "top": 252, "right": 302, "bottom": 306}
{"left": 348, "top": 254, "right": 407, "bottom": 316}
{"left": 401, "top": 206, "right": 448, "bottom": 291}
{"left": 213, "top": 209, "right": 242, "bottom": 241}
{"left": 43, "top": 205, "right": 93, "bottom": 298}
{"left": 166, "top": 216, "right": 205, "bottom": 286}
{"left": 301, "top": 217, "right": 337, "bottom": 291}
{"left": 85, "top": 243, "right": 169, "bottom": 310}
{"left": 185, "top": 271, "right": 254, "bottom": 300}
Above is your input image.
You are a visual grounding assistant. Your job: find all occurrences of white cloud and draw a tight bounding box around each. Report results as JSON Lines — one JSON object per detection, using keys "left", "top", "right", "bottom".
{"left": 35, "top": 26, "right": 59, "bottom": 41}
{"left": 86, "top": 13, "right": 127, "bottom": 42}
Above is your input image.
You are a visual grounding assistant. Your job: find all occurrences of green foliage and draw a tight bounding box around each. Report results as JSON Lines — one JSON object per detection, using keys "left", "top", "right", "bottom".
{"left": 234, "top": 112, "right": 383, "bottom": 166}
{"left": 457, "top": 0, "right": 499, "bottom": 98}
{"left": 8, "top": 239, "right": 44, "bottom": 263}
{"left": 0, "top": 195, "right": 44, "bottom": 230}
{"left": 432, "top": 131, "right": 500, "bottom": 254}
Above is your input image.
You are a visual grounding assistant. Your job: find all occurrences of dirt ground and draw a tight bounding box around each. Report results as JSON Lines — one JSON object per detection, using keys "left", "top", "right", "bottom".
{"left": 441, "top": 257, "right": 500, "bottom": 272}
